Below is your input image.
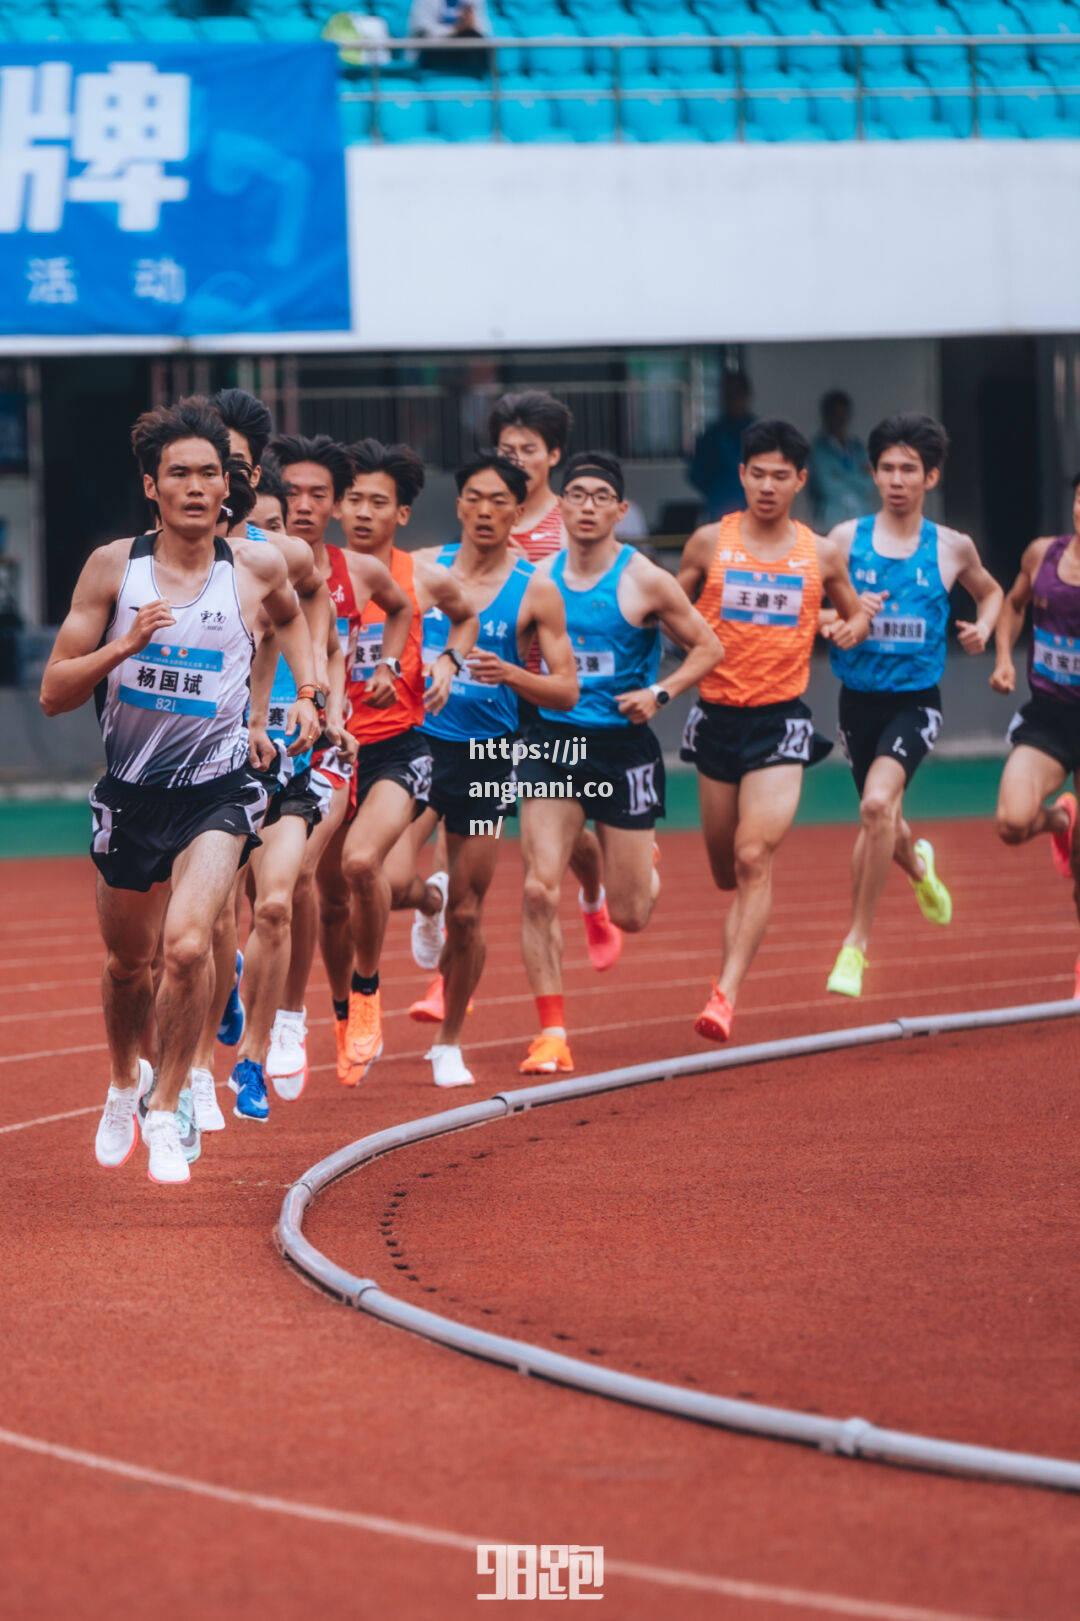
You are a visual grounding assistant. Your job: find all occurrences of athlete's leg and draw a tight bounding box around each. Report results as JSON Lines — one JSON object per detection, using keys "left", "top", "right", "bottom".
{"left": 843, "top": 755, "right": 908, "bottom": 954}
{"left": 281, "top": 784, "right": 349, "bottom": 1013}
{"left": 439, "top": 830, "right": 501, "bottom": 1044}
{"left": 151, "top": 830, "right": 246, "bottom": 1111}
{"left": 236, "top": 817, "right": 310, "bottom": 1066}
{"left": 569, "top": 825, "right": 603, "bottom": 905}
{"left": 996, "top": 745, "right": 1069, "bottom": 844}
{"left": 717, "top": 765, "right": 804, "bottom": 1002}
{"left": 189, "top": 875, "right": 243, "bottom": 1075}
{"left": 595, "top": 823, "right": 659, "bottom": 934}
{"left": 341, "top": 779, "right": 417, "bottom": 976}
{"left": 386, "top": 805, "right": 441, "bottom": 914}
{"left": 96, "top": 876, "right": 170, "bottom": 1088}
{"left": 521, "top": 799, "right": 587, "bottom": 996}
{"left": 697, "top": 774, "right": 740, "bottom": 891}
{"left": 316, "top": 818, "right": 352, "bottom": 1006}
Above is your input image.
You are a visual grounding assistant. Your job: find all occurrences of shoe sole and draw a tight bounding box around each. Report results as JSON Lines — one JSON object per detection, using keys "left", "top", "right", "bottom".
{"left": 434, "top": 1074, "right": 476, "bottom": 1088}
{"left": 342, "top": 1041, "right": 384, "bottom": 1087}
{"left": 95, "top": 1117, "right": 139, "bottom": 1170}
{"left": 826, "top": 980, "right": 861, "bottom": 998}
{"left": 148, "top": 1170, "right": 191, "bottom": 1185}
{"left": 232, "top": 1106, "right": 270, "bottom": 1122}
{"left": 270, "top": 1067, "right": 308, "bottom": 1102}
{"left": 694, "top": 1013, "right": 732, "bottom": 1043}
{"left": 409, "top": 1003, "right": 442, "bottom": 1024}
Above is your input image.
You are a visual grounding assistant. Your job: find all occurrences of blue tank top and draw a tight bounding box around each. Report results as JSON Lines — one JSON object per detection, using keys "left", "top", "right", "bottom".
{"left": 422, "top": 543, "right": 534, "bottom": 742}
{"left": 541, "top": 545, "right": 660, "bottom": 728}
{"left": 829, "top": 515, "right": 949, "bottom": 693}
{"left": 247, "top": 523, "right": 311, "bottom": 773}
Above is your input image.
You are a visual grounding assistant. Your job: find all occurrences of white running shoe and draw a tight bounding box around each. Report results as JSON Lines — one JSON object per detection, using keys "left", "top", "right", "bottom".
{"left": 267, "top": 1010, "right": 307, "bottom": 1097}
{"left": 94, "top": 1058, "right": 153, "bottom": 1169}
{"left": 430, "top": 1043, "right": 475, "bottom": 1089}
{"left": 141, "top": 1108, "right": 191, "bottom": 1186}
{"left": 189, "top": 1067, "right": 226, "bottom": 1132}
{"left": 411, "top": 870, "right": 449, "bottom": 971}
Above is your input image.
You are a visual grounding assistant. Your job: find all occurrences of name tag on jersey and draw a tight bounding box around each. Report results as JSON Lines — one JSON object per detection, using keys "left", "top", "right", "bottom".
{"left": 1034, "top": 627, "right": 1080, "bottom": 687}
{"left": 573, "top": 647, "right": 616, "bottom": 679}
{"left": 721, "top": 570, "right": 803, "bottom": 627}
{"left": 351, "top": 626, "right": 384, "bottom": 681}
{"left": 868, "top": 614, "right": 927, "bottom": 650}
{"left": 118, "top": 642, "right": 223, "bottom": 717}
{"left": 336, "top": 616, "right": 352, "bottom": 658}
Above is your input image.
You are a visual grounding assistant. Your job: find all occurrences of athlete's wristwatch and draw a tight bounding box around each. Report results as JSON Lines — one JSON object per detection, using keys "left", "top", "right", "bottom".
{"left": 376, "top": 657, "right": 403, "bottom": 679}
{"left": 439, "top": 647, "right": 466, "bottom": 674}
{"left": 297, "top": 684, "right": 327, "bottom": 709}
{"left": 648, "top": 683, "right": 671, "bottom": 707}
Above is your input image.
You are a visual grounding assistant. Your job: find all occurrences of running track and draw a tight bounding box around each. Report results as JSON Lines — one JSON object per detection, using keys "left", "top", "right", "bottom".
{"left": 1, "top": 820, "right": 1079, "bottom": 1621}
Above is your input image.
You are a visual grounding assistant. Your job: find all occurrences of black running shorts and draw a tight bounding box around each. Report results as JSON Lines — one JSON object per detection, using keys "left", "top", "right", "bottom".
{"left": 837, "top": 685, "right": 943, "bottom": 795}
{"left": 680, "top": 696, "right": 832, "bottom": 785}
{"left": 90, "top": 768, "right": 268, "bottom": 892}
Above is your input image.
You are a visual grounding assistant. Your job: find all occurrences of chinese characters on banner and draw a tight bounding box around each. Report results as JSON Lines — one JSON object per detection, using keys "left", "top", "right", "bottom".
{"left": 0, "top": 45, "right": 350, "bottom": 336}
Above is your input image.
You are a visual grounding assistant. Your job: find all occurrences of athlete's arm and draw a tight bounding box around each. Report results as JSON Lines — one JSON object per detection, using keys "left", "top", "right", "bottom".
{"left": 951, "top": 533, "right": 1003, "bottom": 655}
{"left": 615, "top": 563, "right": 722, "bottom": 724}
{"left": 676, "top": 524, "right": 717, "bottom": 603}
{"left": 413, "top": 550, "right": 480, "bottom": 714}
{"left": 816, "top": 534, "right": 872, "bottom": 651}
{"left": 247, "top": 544, "right": 319, "bottom": 754}
{"left": 247, "top": 629, "right": 280, "bottom": 771}
{"left": 322, "top": 614, "right": 357, "bottom": 760}
{"left": 40, "top": 541, "right": 173, "bottom": 716}
{"left": 270, "top": 532, "right": 332, "bottom": 690}
{"left": 467, "top": 576, "right": 579, "bottom": 711}
{"left": 991, "top": 538, "right": 1047, "bottom": 693}
{"left": 817, "top": 520, "right": 880, "bottom": 628}
{"left": 345, "top": 552, "right": 413, "bottom": 710}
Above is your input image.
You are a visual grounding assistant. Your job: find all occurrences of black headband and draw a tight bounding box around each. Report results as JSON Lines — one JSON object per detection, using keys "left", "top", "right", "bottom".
{"left": 562, "top": 463, "right": 624, "bottom": 500}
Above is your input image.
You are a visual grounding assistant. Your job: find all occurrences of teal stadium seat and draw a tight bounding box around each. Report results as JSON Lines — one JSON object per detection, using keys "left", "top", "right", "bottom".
{"left": 818, "top": 2, "right": 905, "bottom": 74}
{"left": 8, "top": 8, "right": 72, "bottom": 39}
{"left": 757, "top": 2, "right": 847, "bottom": 78}
{"left": 620, "top": 74, "right": 691, "bottom": 138}
{"left": 713, "top": 9, "right": 784, "bottom": 80}
{"left": 198, "top": 13, "right": 263, "bottom": 43}
{"left": 953, "top": 0, "right": 1034, "bottom": 75}
{"left": 256, "top": 10, "right": 321, "bottom": 40}
{"left": 863, "top": 66, "right": 954, "bottom": 137}
{"left": 744, "top": 70, "right": 824, "bottom": 138}
{"left": 1021, "top": 2, "right": 1080, "bottom": 98}
{"left": 377, "top": 90, "right": 435, "bottom": 141}
{"left": 340, "top": 95, "right": 374, "bottom": 143}
{"left": 884, "top": 0, "right": 969, "bottom": 79}
{"left": 553, "top": 78, "right": 618, "bottom": 140}
{"left": 431, "top": 79, "right": 496, "bottom": 140}
{"left": 524, "top": 16, "right": 590, "bottom": 81}
{"left": 496, "top": 81, "right": 558, "bottom": 141}
{"left": 70, "top": 10, "right": 136, "bottom": 42}
{"left": 644, "top": 9, "right": 717, "bottom": 79}
{"left": 585, "top": 10, "right": 653, "bottom": 80}
{"left": 130, "top": 12, "right": 201, "bottom": 41}
{"left": 808, "top": 68, "right": 859, "bottom": 138}
{"left": 677, "top": 69, "right": 739, "bottom": 138}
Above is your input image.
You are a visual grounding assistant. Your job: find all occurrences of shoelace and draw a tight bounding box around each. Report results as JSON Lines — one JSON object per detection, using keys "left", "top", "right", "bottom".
{"left": 274, "top": 1022, "right": 305, "bottom": 1058}
{"left": 191, "top": 1072, "right": 215, "bottom": 1109}
{"left": 103, "top": 1089, "right": 135, "bottom": 1128}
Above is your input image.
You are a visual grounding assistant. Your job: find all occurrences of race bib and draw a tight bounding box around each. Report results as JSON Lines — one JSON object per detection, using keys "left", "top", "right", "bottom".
{"left": 336, "top": 615, "right": 352, "bottom": 658}
{"left": 721, "top": 569, "right": 803, "bottom": 627}
{"left": 868, "top": 614, "right": 927, "bottom": 651}
{"left": 572, "top": 644, "right": 615, "bottom": 679}
{"left": 118, "top": 642, "right": 223, "bottom": 718}
{"left": 351, "top": 625, "right": 384, "bottom": 682}
{"left": 1034, "top": 627, "right": 1080, "bottom": 688}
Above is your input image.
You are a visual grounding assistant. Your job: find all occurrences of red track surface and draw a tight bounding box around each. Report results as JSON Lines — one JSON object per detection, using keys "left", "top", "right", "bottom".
{"left": 2, "top": 819, "right": 1079, "bottom": 1621}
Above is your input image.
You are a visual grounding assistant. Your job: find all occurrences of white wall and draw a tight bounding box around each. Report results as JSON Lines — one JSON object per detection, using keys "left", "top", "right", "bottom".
{"left": 347, "top": 141, "right": 1080, "bottom": 351}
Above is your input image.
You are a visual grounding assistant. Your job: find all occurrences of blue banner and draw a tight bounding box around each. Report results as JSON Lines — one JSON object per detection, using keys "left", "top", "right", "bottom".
{"left": 0, "top": 44, "right": 350, "bottom": 336}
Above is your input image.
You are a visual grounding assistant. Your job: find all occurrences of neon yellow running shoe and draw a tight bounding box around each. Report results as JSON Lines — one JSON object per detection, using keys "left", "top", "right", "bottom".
{"left": 827, "top": 944, "right": 866, "bottom": 998}
{"left": 911, "top": 838, "right": 952, "bottom": 925}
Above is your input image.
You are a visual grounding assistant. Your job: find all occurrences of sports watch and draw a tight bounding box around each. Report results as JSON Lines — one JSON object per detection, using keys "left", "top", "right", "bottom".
{"left": 439, "top": 646, "right": 466, "bottom": 673}
{"left": 296, "top": 684, "right": 327, "bottom": 709}
{"left": 648, "top": 683, "right": 671, "bottom": 706}
{"left": 376, "top": 657, "right": 403, "bottom": 679}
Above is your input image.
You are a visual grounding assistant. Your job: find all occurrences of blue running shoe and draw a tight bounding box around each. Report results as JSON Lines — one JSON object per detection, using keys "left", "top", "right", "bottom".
{"left": 217, "top": 950, "right": 245, "bottom": 1047}
{"left": 230, "top": 1058, "right": 269, "bottom": 1122}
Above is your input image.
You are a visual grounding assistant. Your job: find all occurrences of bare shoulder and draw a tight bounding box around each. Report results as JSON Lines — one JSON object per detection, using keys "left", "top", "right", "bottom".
{"left": 523, "top": 571, "right": 562, "bottom": 617}
{"left": 410, "top": 545, "right": 446, "bottom": 578}
{"left": 1021, "top": 535, "right": 1057, "bottom": 573}
{"left": 233, "top": 535, "right": 287, "bottom": 587}
{"left": 78, "top": 537, "right": 135, "bottom": 597}
{"left": 826, "top": 518, "right": 858, "bottom": 556}
{"left": 627, "top": 547, "right": 675, "bottom": 596}
{"left": 681, "top": 522, "right": 720, "bottom": 566}
{"left": 937, "top": 521, "right": 979, "bottom": 557}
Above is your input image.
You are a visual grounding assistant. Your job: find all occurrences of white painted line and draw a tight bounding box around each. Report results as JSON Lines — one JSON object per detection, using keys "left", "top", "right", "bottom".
{"left": 0, "top": 1426, "right": 1006, "bottom": 1621}
{"left": 0, "top": 1103, "right": 99, "bottom": 1136}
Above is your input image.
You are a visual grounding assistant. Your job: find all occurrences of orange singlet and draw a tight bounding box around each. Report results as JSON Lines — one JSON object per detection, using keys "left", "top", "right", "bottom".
{"left": 696, "top": 512, "right": 822, "bottom": 707}
{"left": 346, "top": 547, "right": 425, "bottom": 745}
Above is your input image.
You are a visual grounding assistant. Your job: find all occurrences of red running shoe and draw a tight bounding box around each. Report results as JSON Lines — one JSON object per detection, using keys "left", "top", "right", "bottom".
{"left": 409, "top": 975, "right": 474, "bottom": 1024}
{"left": 580, "top": 896, "right": 623, "bottom": 972}
{"left": 1051, "top": 792, "right": 1077, "bottom": 879}
{"left": 694, "top": 985, "right": 735, "bottom": 1043}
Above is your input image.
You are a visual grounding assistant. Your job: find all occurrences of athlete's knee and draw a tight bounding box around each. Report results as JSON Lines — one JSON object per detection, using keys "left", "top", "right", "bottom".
{"left": 733, "top": 838, "right": 771, "bottom": 887}
{"left": 995, "top": 808, "right": 1031, "bottom": 846}
{"left": 254, "top": 889, "right": 293, "bottom": 938}
{"left": 860, "top": 789, "right": 899, "bottom": 833}
{"left": 608, "top": 890, "right": 653, "bottom": 933}
{"left": 162, "top": 925, "right": 212, "bottom": 980}
{"left": 105, "top": 944, "right": 154, "bottom": 983}
{"left": 447, "top": 891, "right": 483, "bottom": 943}
{"left": 342, "top": 842, "right": 381, "bottom": 891}
{"left": 522, "top": 871, "right": 559, "bottom": 919}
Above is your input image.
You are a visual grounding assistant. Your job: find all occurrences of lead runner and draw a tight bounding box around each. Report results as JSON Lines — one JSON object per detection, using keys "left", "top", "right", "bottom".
{"left": 40, "top": 399, "right": 320, "bottom": 1185}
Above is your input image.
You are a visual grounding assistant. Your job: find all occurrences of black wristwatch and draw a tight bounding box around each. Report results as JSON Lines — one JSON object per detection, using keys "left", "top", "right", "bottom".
{"left": 649, "top": 683, "right": 671, "bottom": 706}
{"left": 376, "top": 657, "right": 402, "bottom": 679}
{"left": 439, "top": 647, "right": 466, "bottom": 674}
{"left": 297, "top": 684, "right": 327, "bottom": 710}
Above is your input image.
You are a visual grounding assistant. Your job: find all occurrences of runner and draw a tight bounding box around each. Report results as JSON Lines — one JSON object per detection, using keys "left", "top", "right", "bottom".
{"left": 824, "top": 413, "right": 1002, "bottom": 997}
{"left": 677, "top": 418, "right": 870, "bottom": 1043}
{"left": 317, "top": 438, "right": 477, "bottom": 1087}
{"left": 490, "top": 390, "right": 621, "bottom": 972}
{"left": 517, "top": 451, "right": 720, "bottom": 1075}
{"left": 40, "top": 398, "right": 320, "bottom": 1185}
{"left": 991, "top": 474, "right": 1080, "bottom": 992}
{"left": 401, "top": 448, "right": 577, "bottom": 1087}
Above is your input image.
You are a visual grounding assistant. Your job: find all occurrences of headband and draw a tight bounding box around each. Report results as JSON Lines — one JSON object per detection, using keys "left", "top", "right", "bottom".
{"left": 562, "top": 462, "right": 624, "bottom": 500}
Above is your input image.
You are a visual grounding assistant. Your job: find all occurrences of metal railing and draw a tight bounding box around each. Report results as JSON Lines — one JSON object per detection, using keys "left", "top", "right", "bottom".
{"left": 337, "top": 32, "right": 1080, "bottom": 142}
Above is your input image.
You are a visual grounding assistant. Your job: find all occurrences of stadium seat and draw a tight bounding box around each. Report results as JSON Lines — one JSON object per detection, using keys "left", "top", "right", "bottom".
{"left": 524, "top": 19, "right": 590, "bottom": 82}
{"left": 586, "top": 11, "right": 653, "bottom": 80}
{"left": 1017, "top": 0, "right": 1080, "bottom": 86}
{"left": 553, "top": 81, "right": 618, "bottom": 140}
{"left": 198, "top": 14, "right": 263, "bottom": 43}
{"left": 70, "top": 11, "right": 136, "bottom": 41}
{"left": 496, "top": 85, "right": 558, "bottom": 141}
{"left": 744, "top": 72, "right": 823, "bottom": 139}
{"left": 340, "top": 94, "right": 374, "bottom": 143}
{"left": 431, "top": 83, "right": 496, "bottom": 141}
{"left": 818, "top": 2, "right": 905, "bottom": 73}
{"left": 979, "top": 67, "right": 1072, "bottom": 131}
{"left": 756, "top": 2, "right": 846, "bottom": 78}
{"left": 864, "top": 76, "right": 952, "bottom": 137}
{"left": 680, "top": 73, "right": 739, "bottom": 139}
{"left": 883, "top": 1, "right": 970, "bottom": 78}
{"left": 377, "top": 91, "right": 434, "bottom": 142}
{"left": 488, "top": 15, "right": 525, "bottom": 76}
{"left": 125, "top": 10, "right": 199, "bottom": 41}
{"left": 646, "top": 10, "right": 716, "bottom": 80}
{"left": 809, "top": 71, "right": 859, "bottom": 139}
{"left": 7, "top": 10, "right": 69, "bottom": 40}
{"left": 953, "top": 0, "right": 1034, "bottom": 76}
{"left": 727, "top": 15, "right": 784, "bottom": 81}
{"left": 620, "top": 76, "right": 689, "bottom": 139}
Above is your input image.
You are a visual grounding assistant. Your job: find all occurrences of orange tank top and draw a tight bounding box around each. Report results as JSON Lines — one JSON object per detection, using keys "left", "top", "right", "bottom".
{"left": 696, "top": 513, "right": 822, "bottom": 707}
{"left": 346, "top": 548, "right": 424, "bottom": 745}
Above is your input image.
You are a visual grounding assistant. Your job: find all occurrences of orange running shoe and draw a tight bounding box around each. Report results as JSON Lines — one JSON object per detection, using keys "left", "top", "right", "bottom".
{"left": 408, "top": 976, "right": 474, "bottom": 1024}
{"left": 334, "top": 1018, "right": 350, "bottom": 1084}
{"left": 1051, "top": 792, "right": 1077, "bottom": 878}
{"left": 694, "top": 985, "right": 734, "bottom": 1043}
{"left": 580, "top": 897, "right": 623, "bottom": 972}
{"left": 519, "top": 1033, "right": 574, "bottom": 1075}
{"left": 342, "top": 989, "right": 383, "bottom": 1086}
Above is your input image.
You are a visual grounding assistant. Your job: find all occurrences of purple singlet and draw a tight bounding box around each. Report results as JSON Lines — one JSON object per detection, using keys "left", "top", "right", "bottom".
{"left": 1029, "top": 536, "right": 1080, "bottom": 705}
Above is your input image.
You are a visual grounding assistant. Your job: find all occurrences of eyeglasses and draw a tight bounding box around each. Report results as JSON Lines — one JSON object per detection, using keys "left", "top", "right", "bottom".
{"left": 563, "top": 486, "right": 618, "bottom": 508}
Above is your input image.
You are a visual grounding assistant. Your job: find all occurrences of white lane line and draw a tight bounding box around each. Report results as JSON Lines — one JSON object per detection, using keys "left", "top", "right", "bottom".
{"left": 0, "top": 1103, "right": 100, "bottom": 1136}
{"left": 0, "top": 1427, "right": 1007, "bottom": 1621}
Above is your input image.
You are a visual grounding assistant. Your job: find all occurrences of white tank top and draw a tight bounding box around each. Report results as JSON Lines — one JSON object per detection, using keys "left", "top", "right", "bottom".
{"left": 97, "top": 533, "right": 254, "bottom": 788}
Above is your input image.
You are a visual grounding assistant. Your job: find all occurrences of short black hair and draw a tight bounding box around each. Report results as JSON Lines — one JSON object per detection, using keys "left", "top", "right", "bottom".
{"left": 254, "top": 457, "right": 288, "bottom": 522}
{"left": 821, "top": 389, "right": 852, "bottom": 417}
{"left": 223, "top": 456, "right": 257, "bottom": 529}
{"left": 488, "top": 391, "right": 573, "bottom": 458}
{"left": 455, "top": 449, "right": 528, "bottom": 504}
{"left": 348, "top": 438, "right": 426, "bottom": 507}
{"left": 212, "top": 387, "right": 273, "bottom": 467}
{"left": 268, "top": 433, "right": 354, "bottom": 501}
{"left": 867, "top": 413, "right": 949, "bottom": 474}
{"left": 561, "top": 449, "right": 625, "bottom": 501}
{"left": 131, "top": 396, "right": 230, "bottom": 480}
{"left": 741, "top": 418, "right": 810, "bottom": 472}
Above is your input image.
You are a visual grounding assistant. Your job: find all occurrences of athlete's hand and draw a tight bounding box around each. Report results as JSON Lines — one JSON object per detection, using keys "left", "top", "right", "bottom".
{"left": 957, "top": 620, "right": 988, "bottom": 656}
{"left": 990, "top": 659, "right": 1016, "bottom": 694}
{"left": 825, "top": 610, "right": 871, "bottom": 651}
{"left": 286, "top": 697, "right": 321, "bottom": 755}
{"left": 123, "top": 598, "right": 175, "bottom": 655}
{"left": 465, "top": 649, "right": 510, "bottom": 686}
{"left": 363, "top": 667, "right": 398, "bottom": 709}
{"left": 248, "top": 723, "right": 278, "bottom": 772}
{"left": 860, "top": 589, "right": 887, "bottom": 618}
{"left": 424, "top": 655, "right": 455, "bottom": 714}
{"left": 615, "top": 687, "right": 657, "bottom": 724}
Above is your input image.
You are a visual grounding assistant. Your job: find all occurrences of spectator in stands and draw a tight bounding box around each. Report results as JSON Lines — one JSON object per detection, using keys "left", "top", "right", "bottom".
{"left": 409, "top": 0, "right": 491, "bottom": 76}
{"left": 807, "top": 389, "right": 876, "bottom": 533}
{"left": 686, "top": 369, "right": 756, "bottom": 521}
